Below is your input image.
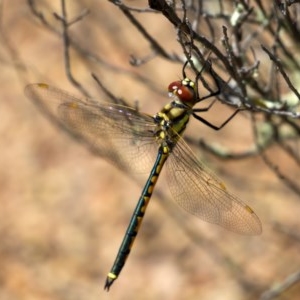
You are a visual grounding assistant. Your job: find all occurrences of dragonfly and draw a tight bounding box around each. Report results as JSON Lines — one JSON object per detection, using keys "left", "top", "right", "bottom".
{"left": 25, "top": 62, "right": 262, "bottom": 291}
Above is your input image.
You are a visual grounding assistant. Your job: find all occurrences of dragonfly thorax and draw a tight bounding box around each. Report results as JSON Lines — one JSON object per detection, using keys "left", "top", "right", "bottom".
{"left": 154, "top": 99, "right": 192, "bottom": 154}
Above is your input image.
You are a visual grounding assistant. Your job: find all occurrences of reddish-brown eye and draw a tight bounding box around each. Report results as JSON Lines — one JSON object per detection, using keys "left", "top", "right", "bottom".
{"left": 168, "top": 79, "right": 196, "bottom": 103}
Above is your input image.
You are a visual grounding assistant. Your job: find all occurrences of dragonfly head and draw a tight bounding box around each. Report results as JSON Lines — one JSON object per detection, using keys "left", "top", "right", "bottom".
{"left": 168, "top": 78, "right": 197, "bottom": 107}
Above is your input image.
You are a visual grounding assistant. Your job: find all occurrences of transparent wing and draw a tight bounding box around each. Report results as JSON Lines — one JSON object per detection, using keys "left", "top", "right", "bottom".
{"left": 166, "top": 135, "right": 262, "bottom": 235}
{"left": 25, "top": 83, "right": 159, "bottom": 177}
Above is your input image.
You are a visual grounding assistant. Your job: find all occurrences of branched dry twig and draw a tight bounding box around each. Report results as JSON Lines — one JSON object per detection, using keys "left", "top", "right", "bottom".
{"left": 54, "top": 0, "right": 90, "bottom": 96}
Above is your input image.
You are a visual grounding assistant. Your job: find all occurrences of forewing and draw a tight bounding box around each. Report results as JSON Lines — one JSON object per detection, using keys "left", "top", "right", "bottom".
{"left": 166, "top": 136, "right": 262, "bottom": 235}
{"left": 25, "top": 83, "right": 159, "bottom": 177}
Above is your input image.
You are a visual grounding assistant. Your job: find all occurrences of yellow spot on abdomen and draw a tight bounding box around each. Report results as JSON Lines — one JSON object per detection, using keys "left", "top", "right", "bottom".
{"left": 107, "top": 272, "right": 117, "bottom": 280}
{"left": 147, "top": 184, "right": 154, "bottom": 195}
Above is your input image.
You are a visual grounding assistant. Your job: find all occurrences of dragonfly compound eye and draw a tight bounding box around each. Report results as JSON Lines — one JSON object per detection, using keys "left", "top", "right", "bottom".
{"left": 168, "top": 79, "right": 196, "bottom": 104}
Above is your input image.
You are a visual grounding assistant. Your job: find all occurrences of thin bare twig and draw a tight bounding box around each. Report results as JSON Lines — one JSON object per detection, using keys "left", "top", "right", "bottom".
{"left": 260, "top": 271, "right": 300, "bottom": 300}
{"left": 55, "top": 0, "right": 90, "bottom": 96}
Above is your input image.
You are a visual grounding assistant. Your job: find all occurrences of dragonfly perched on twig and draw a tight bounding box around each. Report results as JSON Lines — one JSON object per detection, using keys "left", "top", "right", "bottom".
{"left": 25, "top": 61, "right": 262, "bottom": 291}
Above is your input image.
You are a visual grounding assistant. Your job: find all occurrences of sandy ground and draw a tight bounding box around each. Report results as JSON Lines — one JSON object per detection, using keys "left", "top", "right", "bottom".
{"left": 0, "top": 1, "right": 299, "bottom": 299}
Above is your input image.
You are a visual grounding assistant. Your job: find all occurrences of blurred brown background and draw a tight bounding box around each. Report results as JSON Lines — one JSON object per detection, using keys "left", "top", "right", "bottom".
{"left": 0, "top": 1, "right": 299, "bottom": 299}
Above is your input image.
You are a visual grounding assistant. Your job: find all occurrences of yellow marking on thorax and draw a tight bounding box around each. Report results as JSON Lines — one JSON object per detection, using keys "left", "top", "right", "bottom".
{"left": 172, "top": 114, "right": 190, "bottom": 135}
{"left": 159, "top": 101, "right": 191, "bottom": 136}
